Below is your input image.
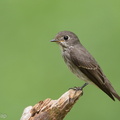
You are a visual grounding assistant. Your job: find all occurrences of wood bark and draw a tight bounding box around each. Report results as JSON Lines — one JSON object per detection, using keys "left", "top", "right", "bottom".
{"left": 20, "top": 89, "right": 83, "bottom": 120}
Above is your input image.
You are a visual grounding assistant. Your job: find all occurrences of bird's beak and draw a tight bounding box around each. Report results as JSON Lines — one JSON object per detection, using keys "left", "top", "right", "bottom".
{"left": 50, "top": 39, "right": 57, "bottom": 42}
{"left": 50, "top": 39, "right": 64, "bottom": 43}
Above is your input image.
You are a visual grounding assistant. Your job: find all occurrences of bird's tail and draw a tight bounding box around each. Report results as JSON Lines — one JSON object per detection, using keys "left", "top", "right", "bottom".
{"left": 105, "top": 79, "right": 120, "bottom": 101}
{"left": 112, "top": 91, "right": 120, "bottom": 101}
{"left": 108, "top": 83, "right": 120, "bottom": 101}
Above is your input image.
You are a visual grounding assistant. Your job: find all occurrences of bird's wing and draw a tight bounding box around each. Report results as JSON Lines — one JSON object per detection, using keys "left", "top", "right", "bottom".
{"left": 70, "top": 46, "right": 115, "bottom": 100}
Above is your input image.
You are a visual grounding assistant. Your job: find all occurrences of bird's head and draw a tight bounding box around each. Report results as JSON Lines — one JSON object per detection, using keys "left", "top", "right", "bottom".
{"left": 51, "top": 31, "right": 80, "bottom": 48}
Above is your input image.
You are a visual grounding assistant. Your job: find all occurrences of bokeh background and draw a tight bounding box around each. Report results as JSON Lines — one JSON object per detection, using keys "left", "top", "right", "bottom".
{"left": 0, "top": 0, "right": 120, "bottom": 120}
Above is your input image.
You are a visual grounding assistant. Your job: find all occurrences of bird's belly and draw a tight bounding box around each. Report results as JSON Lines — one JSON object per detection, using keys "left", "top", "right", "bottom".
{"left": 63, "top": 59, "right": 91, "bottom": 84}
{"left": 68, "top": 61, "right": 98, "bottom": 85}
{"left": 67, "top": 62, "right": 89, "bottom": 81}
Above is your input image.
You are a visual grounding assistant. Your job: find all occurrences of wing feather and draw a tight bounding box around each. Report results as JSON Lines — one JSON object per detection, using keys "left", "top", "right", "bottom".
{"left": 70, "top": 46, "right": 115, "bottom": 100}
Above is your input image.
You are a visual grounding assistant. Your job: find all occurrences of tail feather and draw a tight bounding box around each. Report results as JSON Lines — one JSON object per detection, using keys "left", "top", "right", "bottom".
{"left": 97, "top": 82, "right": 115, "bottom": 101}
{"left": 106, "top": 81, "right": 120, "bottom": 101}
{"left": 112, "top": 92, "right": 120, "bottom": 101}
{"left": 79, "top": 66, "right": 120, "bottom": 101}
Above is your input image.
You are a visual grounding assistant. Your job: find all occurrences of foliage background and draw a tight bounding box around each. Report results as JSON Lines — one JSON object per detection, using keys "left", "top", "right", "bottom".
{"left": 0, "top": 0, "right": 120, "bottom": 119}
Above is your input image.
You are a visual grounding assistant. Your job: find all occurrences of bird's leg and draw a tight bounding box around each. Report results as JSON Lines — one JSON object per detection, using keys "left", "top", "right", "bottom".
{"left": 69, "top": 83, "right": 88, "bottom": 91}
{"left": 80, "top": 83, "right": 88, "bottom": 90}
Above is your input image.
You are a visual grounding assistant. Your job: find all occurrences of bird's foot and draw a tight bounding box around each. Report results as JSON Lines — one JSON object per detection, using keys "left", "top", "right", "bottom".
{"left": 69, "top": 86, "right": 82, "bottom": 91}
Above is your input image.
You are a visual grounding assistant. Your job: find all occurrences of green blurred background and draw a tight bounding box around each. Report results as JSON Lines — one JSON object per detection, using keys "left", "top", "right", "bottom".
{"left": 0, "top": 0, "right": 120, "bottom": 119}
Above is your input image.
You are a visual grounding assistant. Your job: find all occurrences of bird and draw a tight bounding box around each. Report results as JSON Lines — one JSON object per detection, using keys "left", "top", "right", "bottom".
{"left": 51, "top": 31, "right": 120, "bottom": 101}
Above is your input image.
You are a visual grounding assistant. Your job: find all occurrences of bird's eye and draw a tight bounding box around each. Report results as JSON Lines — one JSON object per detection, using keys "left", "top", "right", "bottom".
{"left": 63, "top": 36, "right": 69, "bottom": 40}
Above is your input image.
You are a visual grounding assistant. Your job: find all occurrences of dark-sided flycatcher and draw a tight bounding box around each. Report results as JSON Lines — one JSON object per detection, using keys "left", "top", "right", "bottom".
{"left": 51, "top": 31, "right": 120, "bottom": 101}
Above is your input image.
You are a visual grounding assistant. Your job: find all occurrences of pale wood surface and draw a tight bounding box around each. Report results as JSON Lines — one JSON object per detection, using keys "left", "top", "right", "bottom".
{"left": 20, "top": 89, "right": 83, "bottom": 120}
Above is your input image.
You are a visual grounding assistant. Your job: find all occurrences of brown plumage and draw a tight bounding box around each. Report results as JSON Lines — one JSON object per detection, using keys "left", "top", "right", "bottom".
{"left": 51, "top": 31, "right": 120, "bottom": 101}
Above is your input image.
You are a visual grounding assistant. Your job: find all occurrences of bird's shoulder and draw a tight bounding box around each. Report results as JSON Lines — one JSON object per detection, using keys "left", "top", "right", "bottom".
{"left": 69, "top": 45, "right": 99, "bottom": 70}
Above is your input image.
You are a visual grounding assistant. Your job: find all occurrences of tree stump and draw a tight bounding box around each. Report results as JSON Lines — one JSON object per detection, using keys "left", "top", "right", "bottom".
{"left": 20, "top": 88, "right": 83, "bottom": 120}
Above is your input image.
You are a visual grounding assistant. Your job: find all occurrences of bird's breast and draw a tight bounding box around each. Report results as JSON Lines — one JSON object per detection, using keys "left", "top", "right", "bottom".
{"left": 62, "top": 49, "right": 90, "bottom": 83}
